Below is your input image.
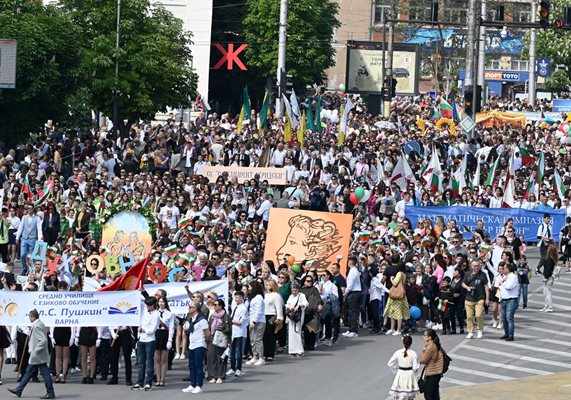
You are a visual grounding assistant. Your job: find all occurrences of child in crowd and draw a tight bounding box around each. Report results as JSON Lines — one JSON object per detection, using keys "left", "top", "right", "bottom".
{"left": 405, "top": 274, "right": 422, "bottom": 333}
{"left": 437, "top": 277, "right": 454, "bottom": 335}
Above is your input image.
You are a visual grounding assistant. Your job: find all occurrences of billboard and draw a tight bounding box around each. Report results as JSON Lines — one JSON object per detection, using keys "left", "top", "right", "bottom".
{"left": 0, "top": 39, "right": 17, "bottom": 89}
{"left": 346, "top": 41, "right": 419, "bottom": 95}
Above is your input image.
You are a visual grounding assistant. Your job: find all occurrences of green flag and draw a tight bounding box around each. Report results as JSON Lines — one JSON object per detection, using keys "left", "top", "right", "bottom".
{"left": 258, "top": 91, "right": 271, "bottom": 130}
{"left": 243, "top": 86, "right": 251, "bottom": 117}
{"left": 314, "top": 96, "right": 322, "bottom": 133}
{"left": 306, "top": 98, "right": 314, "bottom": 131}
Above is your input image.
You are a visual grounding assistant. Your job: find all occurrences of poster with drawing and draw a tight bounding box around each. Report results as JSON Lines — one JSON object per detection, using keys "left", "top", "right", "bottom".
{"left": 264, "top": 208, "right": 353, "bottom": 273}
{"left": 101, "top": 211, "right": 152, "bottom": 260}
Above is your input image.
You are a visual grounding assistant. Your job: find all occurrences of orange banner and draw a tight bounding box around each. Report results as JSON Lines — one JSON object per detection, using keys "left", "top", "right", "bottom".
{"left": 476, "top": 111, "right": 527, "bottom": 128}
{"left": 201, "top": 166, "right": 287, "bottom": 185}
{"left": 263, "top": 208, "right": 353, "bottom": 274}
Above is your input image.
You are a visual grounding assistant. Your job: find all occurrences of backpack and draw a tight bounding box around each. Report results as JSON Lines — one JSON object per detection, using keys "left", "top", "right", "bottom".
{"left": 442, "top": 351, "right": 452, "bottom": 374}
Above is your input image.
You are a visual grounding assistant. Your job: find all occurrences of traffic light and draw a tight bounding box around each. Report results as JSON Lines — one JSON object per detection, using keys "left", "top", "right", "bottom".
{"left": 539, "top": 0, "right": 550, "bottom": 28}
{"left": 464, "top": 87, "right": 474, "bottom": 116}
{"left": 285, "top": 74, "right": 294, "bottom": 97}
{"left": 475, "top": 85, "right": 482, "bottom": 113}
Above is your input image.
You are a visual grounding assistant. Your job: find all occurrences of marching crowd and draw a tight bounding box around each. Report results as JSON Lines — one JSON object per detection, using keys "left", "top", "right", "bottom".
{"left": 0, "top": 92, "right": 570, "bottom": 399}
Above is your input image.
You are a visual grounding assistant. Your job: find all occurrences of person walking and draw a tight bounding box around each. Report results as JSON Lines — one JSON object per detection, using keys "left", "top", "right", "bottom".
{"left": 15, "top": 204, "right": 43, "bottom": 275}
{"left": 536, "top": 213, "right": 553, "bottom": 274}
{"left": 343, "top": 256, "right": 361, "bottom": 338}
{"left": 541, "top": 245, "right": 559, "bottom": 312}
{"left": 419, "top": 329, "right": 444, "bottom": 400}
{"left": 206, "top": 299, "right": 231, "bottom": 384}
{"left": 387, "top": 334, "right": 420, "bottom": 400}
{"left": 7, "top": 309, "right": 55, "bottom": 399}
{"left": 384, "top": 263, "right": 410, "bottom": 336}
{"left": 132, "top": 297, "right": 159, "bottom": 391}
{"left": 499, "top": 263, "right": 520, "bottom": 341}
{"left": 461, "top": 259, "right": 490, "bottom": 339}
{"left": 181, "top": 301, "right": 210, "bottom": 394}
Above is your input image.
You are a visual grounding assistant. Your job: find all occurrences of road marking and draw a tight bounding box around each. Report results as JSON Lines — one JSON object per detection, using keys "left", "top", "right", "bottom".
{"left": 529, "top": 292, "right": 571, "bottom": 302}
{"left": 527, "top": 299, "right": 571, "bottom": 311}
{"left": 513, "top": 332, "right": 571, "bottom": 348}
{"left": 449, "top": 366, "right": 513, "bottom": 380}
{"left": 516, "top": 313, "right": 571, "bottom": 327}
{"left": 481, "top": 339, "right": 571, "bottom": 358}
{"left": 441, "top": 377, "right": 474, "bottom": 386}
{"left": 549, "top": 280, "right": 571, "bottom": 287}
{"left": 459, "top": 344, "right": 571, "bottom": 369}
{"left": 518, "top": 324, "right": 571, "bottom": 337}
{"left": 449, "top": 353, "right": 551, "bottom": 375}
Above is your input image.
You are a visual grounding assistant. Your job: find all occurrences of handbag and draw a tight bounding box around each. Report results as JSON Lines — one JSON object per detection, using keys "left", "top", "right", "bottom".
{"left": 389, "top": 273, "right": 406, "bottom": 300}
{"left": 212, "top": 330, "right": 228, "bottom": 348}
{"left": 417, "top": 366, "right": 426, "bottom": 393}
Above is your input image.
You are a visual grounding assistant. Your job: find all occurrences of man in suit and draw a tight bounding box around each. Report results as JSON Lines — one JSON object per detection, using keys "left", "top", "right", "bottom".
{"left": 8, "top": 309, "right": 55, "bottom": 399}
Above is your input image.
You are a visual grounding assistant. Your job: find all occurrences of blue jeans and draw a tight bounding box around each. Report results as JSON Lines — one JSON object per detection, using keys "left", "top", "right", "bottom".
{"left": 230, "top": 337, "right": 244, "bottom": 371}
{"left": 20, "top": 238, "right": 36, "bottom": 275}
{"left": 16, "top": 362, "right": 54, "bottom": 396}
{"left": 501, "top": 298, "right": 518, "bottom": 337}
{"left": 188, "top": 346, "right": 206, "bottom": 388}
{"left": 518, "top": 284, "right": 528, "bottom": 307}
{"left": 136, "top": 340, "right": 155, "bottom": 386}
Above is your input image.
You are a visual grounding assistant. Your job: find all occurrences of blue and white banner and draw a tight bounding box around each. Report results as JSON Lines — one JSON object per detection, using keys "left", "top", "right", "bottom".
{"left": 406, "top": 206, "right": 565, "bottom": 242}
{"left": 0, "top": 290, "right": 141, "bottom": 327}
{"left": 145, "top": 280, "right": 228, "bottom": 315}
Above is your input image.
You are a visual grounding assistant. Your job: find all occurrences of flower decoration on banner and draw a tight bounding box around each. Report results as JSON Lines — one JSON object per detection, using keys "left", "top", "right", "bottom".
{"left": 98, "top": 202, "right": 158, "bottom": 237}
{"left": 435, "top": 117, "right": 456, "bottom": 136}
{"left": 416, "top": 118, "right": 426, "bottom": 134}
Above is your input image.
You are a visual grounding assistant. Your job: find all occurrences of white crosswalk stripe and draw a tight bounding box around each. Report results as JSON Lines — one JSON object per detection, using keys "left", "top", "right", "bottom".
{"left": 442, "top": 265, "right": 571, "bottom": 389}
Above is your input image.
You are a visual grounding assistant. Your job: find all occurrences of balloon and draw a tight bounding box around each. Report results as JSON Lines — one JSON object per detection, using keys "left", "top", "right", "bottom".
{"left": 349, "top": 193, "right": 360, "bottom": 205}
{"left": 339, "top": 83, "right": 345, "bottom": 92}
{"left": 340, "top": 92, "right": 345, "bottom": 97}
{"left": 355, "top": 186, "right": 365, "bottom": 200}
{"left": 360, "top": 190, "right": 371, "bottom": 203}
{"left": 291, "top": 263, "right": 301, "bottom": 273}
{"left": 287, "top": 255, "right": 295, "bottom": 266}
{"left": 410, "top": 306, "right": 421, "bottom": 320}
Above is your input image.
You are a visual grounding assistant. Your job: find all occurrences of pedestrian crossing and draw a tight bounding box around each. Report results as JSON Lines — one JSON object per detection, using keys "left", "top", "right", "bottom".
{"left": 442, "top": 270, "right": 571, "bottom": 388}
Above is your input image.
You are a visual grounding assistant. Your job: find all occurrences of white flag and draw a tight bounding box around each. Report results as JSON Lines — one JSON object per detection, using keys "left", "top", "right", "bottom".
{"left": 339, "top": 97, "right": 355, "bottom": 133}
{"left": 282, "top": 94, "right": 298, "bottom": 129}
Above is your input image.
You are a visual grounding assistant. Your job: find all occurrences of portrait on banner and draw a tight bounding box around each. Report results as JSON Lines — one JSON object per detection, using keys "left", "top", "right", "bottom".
{"left": 101, "top": 211, "right": 153, "bottom": 260}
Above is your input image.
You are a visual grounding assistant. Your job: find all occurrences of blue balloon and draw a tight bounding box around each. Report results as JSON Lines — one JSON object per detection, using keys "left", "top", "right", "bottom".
{"left": 410, "top": 306, "right": 421, "bottom": 320}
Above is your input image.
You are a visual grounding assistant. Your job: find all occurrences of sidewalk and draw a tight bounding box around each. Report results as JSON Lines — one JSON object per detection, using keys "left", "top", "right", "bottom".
{"left": 442, "top": 371, "right": 571, "bottom": 400}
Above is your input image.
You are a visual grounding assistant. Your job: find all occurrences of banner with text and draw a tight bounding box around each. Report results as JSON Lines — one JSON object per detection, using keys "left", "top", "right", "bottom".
{"left": 144, "top": 280, "right": 228, "bottom": 315}
{"left": 201, "top": 166, "right": 287, "bottom": 185}
{"left": 406, "top": 206, "right": 565, "bottom": 242}
{"left": 0, "top": 290, "right": 141, "bottom": 327}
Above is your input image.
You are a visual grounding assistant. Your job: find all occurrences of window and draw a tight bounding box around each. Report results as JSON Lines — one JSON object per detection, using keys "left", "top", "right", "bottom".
{"left": 374, "top": 3, "right": 391, "bottom": 25}
{"left": 409, "top": 5, "right": 431, "bottom": 21}
{"left": 443, "top": 9, "right": 467, "bottom": 23}
{"left": 517, "top": 11, "right": 531, "bottom": 23}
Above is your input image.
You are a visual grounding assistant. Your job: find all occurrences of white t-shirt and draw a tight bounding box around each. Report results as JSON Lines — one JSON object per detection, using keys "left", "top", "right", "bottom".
{"left": 230, "top": 303, "right": 248, "bottom": 338}
{"left": 188, "top": 316, "right": 209, "bottom": 350}
{"left": 159, "top": 205, "right": 180, "bottom": 229}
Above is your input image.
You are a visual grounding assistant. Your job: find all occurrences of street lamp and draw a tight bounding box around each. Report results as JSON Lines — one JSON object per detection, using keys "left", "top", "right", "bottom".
{"left": 113, "top": 0, "right": 122, "bottom": 137}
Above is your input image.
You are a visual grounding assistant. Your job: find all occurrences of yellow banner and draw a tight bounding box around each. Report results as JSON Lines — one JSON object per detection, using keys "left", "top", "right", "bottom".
{"left": 476, "top": 111, "right": 527, "bottom": 128}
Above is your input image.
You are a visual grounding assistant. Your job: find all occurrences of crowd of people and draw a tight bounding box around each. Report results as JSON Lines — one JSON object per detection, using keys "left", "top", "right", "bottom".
{"left": 0, "top": 92, "right": 570, "bottom": 399}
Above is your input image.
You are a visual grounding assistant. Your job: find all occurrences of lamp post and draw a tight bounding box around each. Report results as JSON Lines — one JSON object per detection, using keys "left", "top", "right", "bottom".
{"left": 113, "top": 0, "right": 122, "bottom": 137}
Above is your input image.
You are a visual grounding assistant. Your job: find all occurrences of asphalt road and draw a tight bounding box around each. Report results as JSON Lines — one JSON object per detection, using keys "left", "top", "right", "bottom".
{"left": 2, "top": 248, "right": 571, "bottom": 400}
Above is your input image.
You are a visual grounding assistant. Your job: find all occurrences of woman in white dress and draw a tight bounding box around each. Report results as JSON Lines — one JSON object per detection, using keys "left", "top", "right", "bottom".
{"left": 285, "top": 283, "right": 308, "bottom": 357}
{"left": 387, "top": 334, "right": 420, "bottom": 400}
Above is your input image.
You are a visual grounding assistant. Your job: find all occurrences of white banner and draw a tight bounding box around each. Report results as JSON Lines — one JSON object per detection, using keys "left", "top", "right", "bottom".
{"left": 145, "top": 281, "right": 228, "bottom": 315}
{"left": 0, "top": 290, "right": 142, "bottom": 327}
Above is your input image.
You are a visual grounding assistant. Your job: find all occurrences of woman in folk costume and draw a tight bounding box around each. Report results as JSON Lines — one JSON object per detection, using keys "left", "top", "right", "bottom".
{"left": 387, "top": 334, "right": 420, "bottom": 400}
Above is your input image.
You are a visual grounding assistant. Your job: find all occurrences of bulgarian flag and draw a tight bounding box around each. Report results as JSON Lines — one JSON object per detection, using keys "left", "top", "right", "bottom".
{"left": 518, "top": 146, "right": 534, "bottom": 165}
{"left": 235, "top": 260, "right": 247, "bottom": 272}
{"left": 480, "top": 243, "right": 491, "bottom": 254}
{"left": 554, "top": 168, "right": 567, "bottom": 201}
{"left": 437, "top": 299, "right": 448, "bottom": 312}
{"left": 413, "top": 232, "right": 421, "bottom": 242}
{"left": 100, "top": 247, "right": 109, "bottom": 257}
{"left": 440, "top": 98, "right": 453, "bottom": 118}
{"left": 371, "top": 238, "right": 384, "bottom": 247}
{"left": 425, "top": 146, "right": 443, "bottom": 193}
{"left": 197, "top": 94, "right": 211, "bottom": 112}
{"left": 421, "top": 236, "right": 432, "bottom": 248}
{"left": 176, "top": 253, "right": 192, "bottom": 267}
{"left": 178, "top": 217, "right": 192, "bottom": 230}
{"left": 438, "top": 236, "right": 449, "bottom": 247}
{"left": 536, "top": 151, "right": 545, "bottom": 183}
{"left": 196, "top": 215, "right": 208, "bottom": 227}
{"left": 485, "top": 157, "right": 500, "bottom": 187}
{"left": 22, "top": 175, "right": 34, "bottom": 201}
{"left": 164, "top": 244, "right": 179, "bottom": 258}
{"left": 34, "top": 180, "right": 54, "bottom": 207}
{"left": 359, "top": 231, "right": 371, "bottom": 241}
{"left": 46, "top": 246, "right": 58, "bottom": 259}
{"left": 188, "top": 228, "right": 204, "bottom": 238}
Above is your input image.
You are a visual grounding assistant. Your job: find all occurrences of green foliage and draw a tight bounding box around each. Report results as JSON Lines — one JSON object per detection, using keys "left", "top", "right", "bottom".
{"left": 545, "top": 69, "right": 571, "bottom": 93}
{"left": 242, "top": 0, "right": 340, "bottom": 87}
{"left": 0, "top": 1, "right": 82, "bottom": 142}
{"left": 526, "top": 0, "right": 571, "bottom": 65}
{"left": 60, "top": 0, "right": 197, "bottom": 128}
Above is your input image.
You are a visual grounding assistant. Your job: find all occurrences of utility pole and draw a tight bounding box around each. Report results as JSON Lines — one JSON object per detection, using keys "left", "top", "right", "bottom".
{"left": 276, "top": 0, "right": 288, "bottom": 116}
{"left": 477, "top": 0, "right": 487, "bottom": 106}
{"left": 465, "top": 0, "right": 477, "bottom": 101}
{"left": 384, "top": 0, "right": 394, "bottom": 117}
{"left": 529, "top": 0, "right": 537, "bottom": 106}
{"left": 113, "top": 0, "right": 122, "bottom": 137}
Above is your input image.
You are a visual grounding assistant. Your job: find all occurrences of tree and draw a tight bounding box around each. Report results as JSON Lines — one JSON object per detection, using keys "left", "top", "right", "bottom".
{"left": 60, "top": 0, "right": 197, "bottom": 135}
{"left": 242, "top": 0, "right": 340, "bottom": 88}
{"left": 0, "top": 1, "right": 83, "bottom": 142}
{"left": 526, "top": 0, "right": 571, "bottom": 66}
{"left": 545, "top": 69, "right": 571, "bottom": 93}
